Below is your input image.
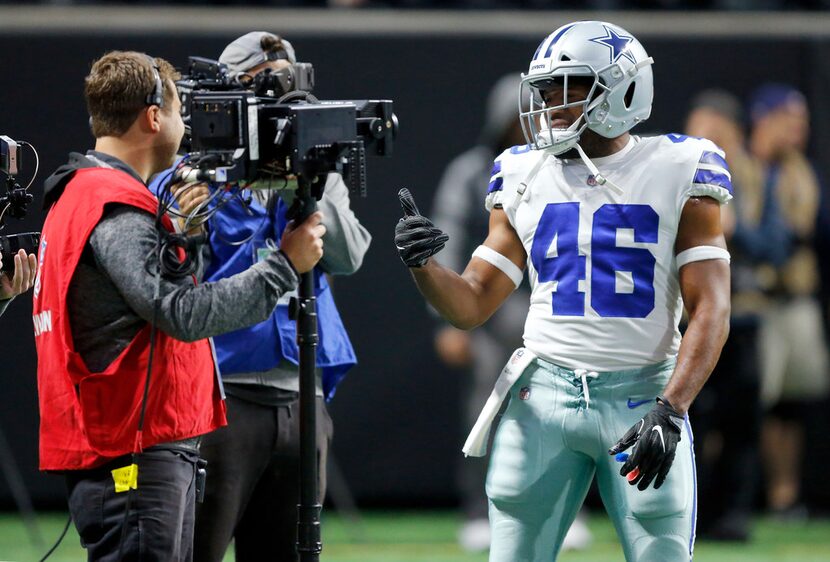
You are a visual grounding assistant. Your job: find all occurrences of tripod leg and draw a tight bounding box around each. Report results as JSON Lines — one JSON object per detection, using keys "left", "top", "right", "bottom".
{"left": 0, "top": 425, "right": 44, "bottom": 548}
{"left": 325, "top": 453, "right": 367, "bottom": 543}
{"left": 291, "top": 177, "right": 330, "bottom": 562}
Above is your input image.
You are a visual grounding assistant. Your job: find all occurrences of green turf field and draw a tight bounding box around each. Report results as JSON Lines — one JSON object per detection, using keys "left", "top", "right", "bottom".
{"left": 2, "top": 510, "right": 829, "bottom": 562}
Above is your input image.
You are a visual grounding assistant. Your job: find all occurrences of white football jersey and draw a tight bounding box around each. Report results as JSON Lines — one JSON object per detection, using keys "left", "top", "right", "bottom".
{"left": 485, "top": 134, "right": 732, "bottom": 371}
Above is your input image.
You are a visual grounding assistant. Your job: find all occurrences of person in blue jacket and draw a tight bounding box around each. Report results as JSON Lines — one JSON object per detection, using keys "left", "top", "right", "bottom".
{"left": 150, "top": 31, "right": 371, "bottom": 562}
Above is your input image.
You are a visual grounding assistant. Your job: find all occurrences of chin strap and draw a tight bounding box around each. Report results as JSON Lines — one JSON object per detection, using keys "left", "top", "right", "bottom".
{"left": 510, "top": 136, "right": 626, "bottom": 215}
{"left": 574, "top": 143, "right": 624, "bottom": 195}
{"left": 516, "top": 153, "right": 551, "bottom": 199}
{"left": 538, "top": 114, "right": 586, "bottom": 156}
{"left": 510, "top": 152, "right": 552, "bottom": 214}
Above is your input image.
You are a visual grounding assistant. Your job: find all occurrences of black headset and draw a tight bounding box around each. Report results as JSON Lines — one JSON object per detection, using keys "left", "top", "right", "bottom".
{"left": 144, "top": 55, "right": 164, "bottom": 108}
{"left": 87, "top": 54, "right": 165, "bottom": 134}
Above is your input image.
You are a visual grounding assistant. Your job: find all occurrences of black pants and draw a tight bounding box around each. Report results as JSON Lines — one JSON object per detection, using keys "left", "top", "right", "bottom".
{"left": 66, "top": 447, "right": 201, "bottom": 562}
{"left": 194, "top": 394, "right": 333, "bottom": 562}
{"left": 690, "top": 321, "right": 762, "bottom": 533}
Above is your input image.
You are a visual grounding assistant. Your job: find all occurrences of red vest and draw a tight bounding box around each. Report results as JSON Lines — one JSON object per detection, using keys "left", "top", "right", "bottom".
{"left": 33, "top": 167, "right": 226, "bottom": 471}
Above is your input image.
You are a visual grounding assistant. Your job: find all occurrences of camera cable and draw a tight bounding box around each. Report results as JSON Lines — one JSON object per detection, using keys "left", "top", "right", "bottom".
{"left": 37, "top": 515, "right": 71, "bottom": 561}
{"left": 0, "top": 141, "right": 38, "bottom": 228}
{"left": 113, "top": 163, "right": 213, "bottom": 557}
{"left": 115, "top": 251, "right": 164, "bottom": 561}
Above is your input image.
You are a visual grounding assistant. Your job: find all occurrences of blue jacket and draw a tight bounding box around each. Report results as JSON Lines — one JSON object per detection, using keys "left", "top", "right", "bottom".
{"left": 149, "top": 171, "right": 356, "bottom": 401}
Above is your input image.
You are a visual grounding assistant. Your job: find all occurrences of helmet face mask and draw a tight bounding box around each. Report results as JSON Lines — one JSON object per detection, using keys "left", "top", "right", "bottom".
{"left": 519, "top": 21, "right": 654, "bottom": 155}
{"left": 520, "top": 64, "right": 604, "bottom": 155}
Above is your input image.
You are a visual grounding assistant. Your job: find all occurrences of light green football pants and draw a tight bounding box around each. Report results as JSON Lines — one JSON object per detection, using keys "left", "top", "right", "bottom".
{"left": 486, "top": 357, "right": 696, "bottom": 562}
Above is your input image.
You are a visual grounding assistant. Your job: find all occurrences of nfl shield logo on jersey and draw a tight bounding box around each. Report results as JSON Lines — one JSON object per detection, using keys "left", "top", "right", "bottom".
{"left": 519, "top": 387, "right": 531, "bottom": 400}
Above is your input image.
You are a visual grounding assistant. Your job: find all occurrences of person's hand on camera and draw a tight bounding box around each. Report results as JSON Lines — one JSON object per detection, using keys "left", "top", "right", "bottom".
{"left": 172, "top": 182, "right": 210, "bottom": 235}
{"left": 395, "top": 188, "right": 448, "bottom": 268}
{"left": 280, "top": 211, "right": 326, "bottom": 274}
{"left": 0, "top": 249, "right": 38, "bottom": 300}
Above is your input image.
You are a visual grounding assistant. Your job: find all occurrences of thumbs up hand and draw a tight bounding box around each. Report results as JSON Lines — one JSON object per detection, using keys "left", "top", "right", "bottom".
{"left": 394, "top": 188, "right": 449, "bottom": 268}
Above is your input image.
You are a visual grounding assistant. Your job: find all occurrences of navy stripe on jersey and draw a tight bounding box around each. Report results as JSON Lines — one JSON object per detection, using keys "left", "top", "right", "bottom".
{"left": 488, "top": 177, "right": 504, "bottom": 194}
{"left": 488, "top": 161, "right": 504, "bottom": 194}
{"left": 698, "top": 150, "right": 728, "bottom": 170}
{"left": 693, "top": 168, "right": 733, "bottom": 194}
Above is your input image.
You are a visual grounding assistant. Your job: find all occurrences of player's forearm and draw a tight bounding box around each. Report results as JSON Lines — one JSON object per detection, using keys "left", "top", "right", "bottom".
{"left": 662, "top": 297, "right": 730, "bottom": 415}
{"left": 410, "top": 259, "right": 487, "bottom": 330}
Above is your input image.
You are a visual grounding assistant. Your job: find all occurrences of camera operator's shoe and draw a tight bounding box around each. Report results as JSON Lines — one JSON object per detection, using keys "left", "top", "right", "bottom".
{"left": 458, "top": 517, "right": 491, "bottom": 553}
{"left": 701, "top": 513, "right": 751, "bottom": 542}
{"left": 561, "top": 512, "right": 593, "bottom": 551}
{"left": 770, "top": 502, "right": 809, "bottom": 523}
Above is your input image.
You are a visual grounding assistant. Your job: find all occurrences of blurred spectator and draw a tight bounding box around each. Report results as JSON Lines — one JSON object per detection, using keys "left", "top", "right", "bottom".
{"left": 430, "top": 73, "right": 525, "bottom": 552}
{"left": 748, "top": 84, "right": 829, "bottom": 518}
{"left": 685, "top": 89, "right": 765, "bottom": 541}
{"left": 430, "top": 72, "right": 590, "bottom": 553}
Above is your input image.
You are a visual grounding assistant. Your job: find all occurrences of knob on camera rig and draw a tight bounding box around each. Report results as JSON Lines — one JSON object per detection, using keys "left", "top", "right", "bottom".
{"left": 1, "top": 135, "right": 40, "bottom": 272}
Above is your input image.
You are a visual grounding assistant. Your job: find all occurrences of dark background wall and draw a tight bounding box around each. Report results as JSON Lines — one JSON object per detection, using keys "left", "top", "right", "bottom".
{"left": 1, "top": 9, "right": 828, "bottom": 508}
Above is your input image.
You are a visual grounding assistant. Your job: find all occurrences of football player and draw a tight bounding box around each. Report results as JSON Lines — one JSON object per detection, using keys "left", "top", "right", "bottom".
{"left": 395, "top": 20, "right": 731, "bottom": 562}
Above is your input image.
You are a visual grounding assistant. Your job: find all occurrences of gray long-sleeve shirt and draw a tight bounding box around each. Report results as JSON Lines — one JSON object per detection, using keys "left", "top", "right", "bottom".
{"left": 266, "top": 173, "right": 372, "bottom": 275}
{"left": 226, "top": 173, "right": 371, "bottom": 397}
{"left": 65, "top": 153, "right": 299, "bottom": 373}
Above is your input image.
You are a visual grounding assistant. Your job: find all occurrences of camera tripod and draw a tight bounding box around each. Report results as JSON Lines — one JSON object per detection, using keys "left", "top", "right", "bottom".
{"left": 0, "top": 405, "right": 43, "bottom": 550}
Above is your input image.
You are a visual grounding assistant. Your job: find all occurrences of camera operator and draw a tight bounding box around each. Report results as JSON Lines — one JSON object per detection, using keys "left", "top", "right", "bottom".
{"left": 33, "top": 50, "right": 325, "bottom": 562}
{"left": 149, "top": 32, "right": 371, "bottom": 562}
{"left": 0, "top": 248, "right": 36, "bottom": 317}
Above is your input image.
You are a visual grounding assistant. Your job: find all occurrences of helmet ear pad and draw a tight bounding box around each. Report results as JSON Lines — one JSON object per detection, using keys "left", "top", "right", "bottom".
{"left": 586, "top": 64, "right": 653, "bottom": 139}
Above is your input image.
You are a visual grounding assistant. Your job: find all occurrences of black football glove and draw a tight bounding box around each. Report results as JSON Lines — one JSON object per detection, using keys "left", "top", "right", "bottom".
{"left": 395, "top": 188, "right": 449, "bottom": 268}
{"left": 608, "top": 396, "right": 684, "bottom": 491}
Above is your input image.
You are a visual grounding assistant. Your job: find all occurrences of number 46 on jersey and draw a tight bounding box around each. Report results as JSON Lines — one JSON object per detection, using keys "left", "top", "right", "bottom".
{"left": 530, "top": 202, "right": 659, "bottom": 319}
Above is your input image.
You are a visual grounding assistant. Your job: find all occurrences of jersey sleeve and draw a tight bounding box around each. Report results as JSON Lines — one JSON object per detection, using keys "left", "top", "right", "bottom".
{"left": 682, "top": 140, "right": 734, "bottom": 205}
{"left": 484, "top": 156, "right": 505, "bottom": 212}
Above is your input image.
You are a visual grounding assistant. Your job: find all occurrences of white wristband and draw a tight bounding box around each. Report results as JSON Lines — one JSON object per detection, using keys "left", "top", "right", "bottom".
{"left": 675, "top": 245, "right": 731, "bottom": 269}
{"left": 472, "top": 245, "right": 524, "bottom": 288}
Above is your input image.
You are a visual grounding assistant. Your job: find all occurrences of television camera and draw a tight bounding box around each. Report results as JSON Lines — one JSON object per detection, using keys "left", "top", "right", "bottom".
{"left": 171, "top": 51, "right": 399, "bottom": 562}
{"left": 175, "top": 56, "right": 397, "bottom": 198}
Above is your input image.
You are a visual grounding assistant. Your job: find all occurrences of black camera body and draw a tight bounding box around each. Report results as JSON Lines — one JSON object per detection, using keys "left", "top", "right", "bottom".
{"left": 177, "top": 57, "right": 397, "bottom": 194}
{"left": 0, "top": 135, "right": 39, "bottom": 272}
{"left": 0, "top": 232, "right": 39, "bottom": 273}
